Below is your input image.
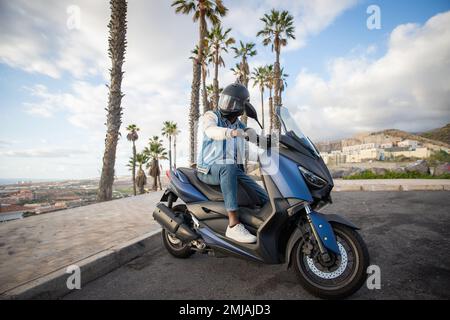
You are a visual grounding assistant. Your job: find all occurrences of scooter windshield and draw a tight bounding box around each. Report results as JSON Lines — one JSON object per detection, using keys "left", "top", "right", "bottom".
{"left": 277, "top": 106, "right": 320, "bottom": 157}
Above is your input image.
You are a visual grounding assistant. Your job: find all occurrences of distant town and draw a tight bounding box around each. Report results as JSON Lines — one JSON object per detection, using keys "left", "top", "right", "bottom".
{"left": 317, "top": 129, "right": 450, "bottom": 166}
{"left": 0, "top": 177, "right": 135, "bottom": 222}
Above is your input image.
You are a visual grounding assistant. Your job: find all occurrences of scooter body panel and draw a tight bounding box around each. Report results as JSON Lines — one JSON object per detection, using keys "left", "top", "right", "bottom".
{"left": 261, "top": 153, "right": 313, "bottom": 202}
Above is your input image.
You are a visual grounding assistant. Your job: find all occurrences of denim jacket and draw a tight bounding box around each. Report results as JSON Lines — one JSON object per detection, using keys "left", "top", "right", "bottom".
{"left": 197, "top": 110, "right": 246, "bottom": 174}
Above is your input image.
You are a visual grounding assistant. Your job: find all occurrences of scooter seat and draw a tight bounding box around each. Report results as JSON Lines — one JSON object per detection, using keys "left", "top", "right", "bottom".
{"left": 177, "top": 167, "right": 262, "bottom": 208}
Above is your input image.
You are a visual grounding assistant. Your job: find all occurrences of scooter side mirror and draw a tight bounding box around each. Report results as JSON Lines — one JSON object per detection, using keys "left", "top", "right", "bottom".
{"left": 244, "top": 102, "right": 263, "bottom": 129}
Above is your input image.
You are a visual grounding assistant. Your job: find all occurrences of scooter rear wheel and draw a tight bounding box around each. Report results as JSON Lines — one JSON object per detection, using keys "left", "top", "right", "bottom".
{"left": 161, "top": 205, "right": 194, "bottom": 259}
{"left": 292, "top": 223, "right": 369, "bottom": 299}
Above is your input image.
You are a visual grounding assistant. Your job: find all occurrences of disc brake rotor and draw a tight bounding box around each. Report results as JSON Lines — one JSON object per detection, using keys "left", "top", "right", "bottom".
{"left": 305, "top": 242, "right": 348, "bottom": 279}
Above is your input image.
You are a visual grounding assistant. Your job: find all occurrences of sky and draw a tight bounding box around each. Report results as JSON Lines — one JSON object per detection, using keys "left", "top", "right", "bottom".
{"left": 0, "top": 0, "right": 449, "bottom": 180}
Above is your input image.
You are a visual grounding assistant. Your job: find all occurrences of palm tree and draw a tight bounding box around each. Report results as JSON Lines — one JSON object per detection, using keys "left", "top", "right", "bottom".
{"left": 172, "top": 0, "right": 227, "bottom": 165}
{"left": 230, "top": 63, "right": 245, "bottom": 84}
{"left": 206, "top": 84, "right": 214, "bottom": 108}
{"left": 251, "top": 66, "right": 267, "bottom": 129}
{"left": 279, "top": 67, "right": 289, "bottom": 105}
{"left": 145, "top": 136, "right": 168, "bottom": 191}
{"left": 206, "top": 84, "right": 222, "bottom": 108}
{"left": 257, "top": 9, "right": 295, "bottom": 130}
{"left": 162, "top": 121, "right": 179, "bottom": 170}
{"left": 191, "top": 45, "right": 213, "bottom": 113}
{"left": 207, "top": 24, "right": 235, "bottom": 109}
{"left": 172, "top": 124, "right": 180, "bottom": 169}
{"left": 126, "top": 124, "right": 139, "bottom": 196}
{"left": 264, "top": 64, "right": 275, "bottom": 132}
{"left": 97, "top": 0, "right": 128, "bottom": 201}
{"left": 135, "top": 152, "right": 149, "bottom": 194}
{"left": 231, "top": 41, "right": 257, "bottom": 88}
{"left": 126, "top": 156, "right": 135, "bottom": 171}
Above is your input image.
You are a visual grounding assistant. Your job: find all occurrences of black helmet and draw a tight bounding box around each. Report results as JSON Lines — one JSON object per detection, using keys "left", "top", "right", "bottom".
{"left": 218, "top": 83, "right": 250, "bottom": 117}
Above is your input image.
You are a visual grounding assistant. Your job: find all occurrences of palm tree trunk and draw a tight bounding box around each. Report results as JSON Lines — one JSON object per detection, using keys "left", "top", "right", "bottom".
{"left": 152, "top": 159, "right": 158, "bottom": 191}
{"left": 158, "top": 174, "right": 162, "bottom": 191}
{"left": 240, "top": 61, "right": 249, "bottom": 125}
{"left": 136, "top": 165, "right": 146, "bottom": 195}
{"left": 243, "top": 59, "right": 249, "bottom": 88}
{"left": 273, "top": 50, "right": 281, "bottom": 131}
{"left": 138, "top": 170, "right": 146, "bottom": 194}
{"left": 168, "top": 136, "right": 172, "bottom": 170}
{"left": 269, "top": 89, "right": 273, "bottom": 133}
{"left": 213, "top": 48, "right": 219, "bottom": 109}
{"left": 260, "top": 88, "right": 264, "bottom": 130}
{"left": 132, "top": 142, "right": 136, "bottom": 196}
{"left": 97, "top": 0, "right": 127, "bottom": 202}
{"left": 187, "top": 7, "right": 206, "bottom": 166}
{"left": 201, "top": 66, "right": 209, "bottom": 112}
{"left": 173, "top": 135, "right": 177, "bottom": 169}
{"left": 198, "top": 9, "right": 206, "bottom": 69}
{"left": 189, "top": 60, "right": 201, "bottom": 166}
{"left": 153, "top": 176, "right": 157, "bottom": 191}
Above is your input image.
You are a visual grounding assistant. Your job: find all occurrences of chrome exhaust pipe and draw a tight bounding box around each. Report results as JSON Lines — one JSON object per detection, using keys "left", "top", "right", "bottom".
{"left": 153, "top": 203, "right": 198, "bottom": 242}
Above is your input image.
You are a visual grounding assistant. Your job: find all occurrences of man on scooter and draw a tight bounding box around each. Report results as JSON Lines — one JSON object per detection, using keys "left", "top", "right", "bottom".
{"left": 196, "top": 83, "right": 269, "bottom": 244}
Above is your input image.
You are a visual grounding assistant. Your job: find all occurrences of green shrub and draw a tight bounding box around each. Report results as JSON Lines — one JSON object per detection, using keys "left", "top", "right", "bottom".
{"left": 428, "top": 150, "right": 450, "bottom": 166}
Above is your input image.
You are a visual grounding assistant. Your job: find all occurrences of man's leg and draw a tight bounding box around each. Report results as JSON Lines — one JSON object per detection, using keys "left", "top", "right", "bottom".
{"left": 198, "top": 164, "right": 256, "bottom": 243}
{"left": 216, "top": 164, "right": 240, "bottom": 227}
{"left": 198, "top": 164, "right": 239, "bottom": 227}
{"left": 235, "top": 168, "right": 269, "bottom": 205}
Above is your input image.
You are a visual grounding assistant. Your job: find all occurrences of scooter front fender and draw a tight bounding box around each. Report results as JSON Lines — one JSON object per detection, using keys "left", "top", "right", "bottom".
{"left": 285, "top": 212, "right": 359, "bottom": 269}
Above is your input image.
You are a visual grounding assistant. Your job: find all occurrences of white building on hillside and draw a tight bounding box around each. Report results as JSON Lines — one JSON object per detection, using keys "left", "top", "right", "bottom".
{"left": 342, "top": 143, "right": 378, "bottom": 153}
{"left": 398, "top": 139, "right": 419, "bottom": 149}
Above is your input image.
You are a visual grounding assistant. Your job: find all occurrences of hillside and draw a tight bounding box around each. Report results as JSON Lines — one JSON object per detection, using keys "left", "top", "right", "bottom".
{"left": 317, "top": 125, "right": 450, "bottom": 152}
{"left": 375, "top": 128, "right": 450, "bottom": 149}
{"left": 419, "top": 123, "right": 450, "bottom": 145}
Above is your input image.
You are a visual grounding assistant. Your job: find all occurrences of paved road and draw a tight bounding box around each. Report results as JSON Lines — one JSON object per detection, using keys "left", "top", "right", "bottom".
{"left": 64, "top": 191, "right": 450, "bottom": 300}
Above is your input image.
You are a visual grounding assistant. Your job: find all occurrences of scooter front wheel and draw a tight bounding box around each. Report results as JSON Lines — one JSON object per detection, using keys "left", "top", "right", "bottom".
{"left": 292, "top": 224, "right": 370, "bottom": 299}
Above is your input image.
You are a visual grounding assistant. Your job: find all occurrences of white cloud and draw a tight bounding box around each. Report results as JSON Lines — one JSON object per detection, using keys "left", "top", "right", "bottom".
{"left": 224, "top": 0, "right": 358, "bottom": 50}
{"left": 285, "top": 11, "right": 450, "bottom": 141}
{"left": 0, "top": 1, "right": 110, "bottom": 79}
{"left": 0, "top": 147, "right": 89, "bottom": 158}
{"left": 0, "top": 140, "right": 11, "bottom": 148}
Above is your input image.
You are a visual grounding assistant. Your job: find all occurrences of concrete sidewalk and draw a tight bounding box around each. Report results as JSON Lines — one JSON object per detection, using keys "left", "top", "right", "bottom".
{"left": 0, "top": 179, "right": 449, "bottom": 299}
{"left": 0, "top": 192, "right": 163, "bottom": 299}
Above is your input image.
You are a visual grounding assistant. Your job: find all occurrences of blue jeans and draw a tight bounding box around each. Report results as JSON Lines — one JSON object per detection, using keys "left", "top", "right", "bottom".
{"left": 197, "top": 164, "right": 269, "bottom": 211}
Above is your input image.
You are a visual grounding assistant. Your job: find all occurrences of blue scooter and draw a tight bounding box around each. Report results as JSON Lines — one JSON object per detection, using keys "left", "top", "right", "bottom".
{"left": 153, "top": 104, "right": 369, "bottom": 299}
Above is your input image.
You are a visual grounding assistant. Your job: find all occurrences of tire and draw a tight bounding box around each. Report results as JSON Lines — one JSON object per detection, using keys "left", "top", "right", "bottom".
{"left": 292, "top": 223, "right": 370, "bottom": 299}
{"left": 161, "top": 205, "right": 194, "bottom": 259}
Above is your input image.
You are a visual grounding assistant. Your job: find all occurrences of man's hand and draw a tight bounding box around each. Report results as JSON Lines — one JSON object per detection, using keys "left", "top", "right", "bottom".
{"left": 230, "top": 129, "right": 244, "bottom": 138}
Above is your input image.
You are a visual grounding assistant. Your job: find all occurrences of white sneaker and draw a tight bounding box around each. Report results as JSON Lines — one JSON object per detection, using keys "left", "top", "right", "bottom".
{"left": 226, "top": 223, "right": 257, "bottom": 243}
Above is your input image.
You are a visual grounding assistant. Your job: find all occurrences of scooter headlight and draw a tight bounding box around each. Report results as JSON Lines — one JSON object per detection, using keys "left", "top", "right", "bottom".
{"left": 298, "top": 166, "right": 327, "bottom": 189}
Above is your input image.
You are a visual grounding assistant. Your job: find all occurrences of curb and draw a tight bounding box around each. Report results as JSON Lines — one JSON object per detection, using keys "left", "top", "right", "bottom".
{"left": 333, "top": 181, "right": 449, "bottom": 192}
{"left": 0, "top": 228, "right": 162, "bottom": 300}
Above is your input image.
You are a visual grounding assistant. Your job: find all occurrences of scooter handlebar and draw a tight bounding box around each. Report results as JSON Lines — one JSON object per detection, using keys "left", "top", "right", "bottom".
{"left": 243, "top": 128, "right": 271, "bottom": 149}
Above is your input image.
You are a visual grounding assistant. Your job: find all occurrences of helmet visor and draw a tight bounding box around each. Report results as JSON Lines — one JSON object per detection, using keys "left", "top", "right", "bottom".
{"left": 218, "top": 94, "right": 246, "bottom": 114}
